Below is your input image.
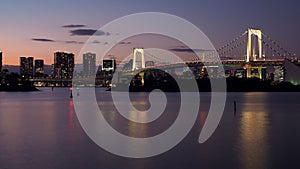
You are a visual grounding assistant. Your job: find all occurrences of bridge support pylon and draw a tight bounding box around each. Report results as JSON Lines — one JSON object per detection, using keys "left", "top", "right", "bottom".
{"left": 247, "top": 29, "right": 263, "bottom": 62}
{"left": 132, "top": 48, "right": 145, "bottom": 71}
{"left": 244, "top": 64, "right": 266, "bottom": 80}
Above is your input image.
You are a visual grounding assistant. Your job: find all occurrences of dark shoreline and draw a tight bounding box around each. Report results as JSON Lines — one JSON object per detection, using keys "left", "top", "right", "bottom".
{"left": 0, "top": 86, "right": 39, "bottom": 92}
{"left": 111, "top": 78, "right": 300, "bottom": 92}
{"left": 2, "top": 78, "right": 298, "bottom": 92}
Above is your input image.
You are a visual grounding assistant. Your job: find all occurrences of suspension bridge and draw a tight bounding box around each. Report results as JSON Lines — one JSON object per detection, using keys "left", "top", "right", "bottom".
{"left": 122, "top": 28, "right": 299, "bottom": 83}
{"left": 31, "top": 28, "right": 300, "bottom": 86}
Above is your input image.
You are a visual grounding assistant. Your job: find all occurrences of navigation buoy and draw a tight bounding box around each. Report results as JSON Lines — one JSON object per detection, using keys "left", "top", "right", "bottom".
{"left": 69, "top": 87, "right": 73, "bottom": 98}
{"left": 234, "top": 100, "right": 237, "bottom": 116}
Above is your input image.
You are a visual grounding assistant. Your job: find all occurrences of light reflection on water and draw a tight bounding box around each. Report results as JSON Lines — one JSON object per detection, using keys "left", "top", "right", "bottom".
{"left": 69, "top": 100, "right": 75, "bottom": 127}
{"left": 0, "top": 89, "right": 300, "bottom": 169}
{"left": 236, "top": 93, "right": 270, "bottom": 169}
{"left": 238, "top": 111, "right": 270, "bottom": 169}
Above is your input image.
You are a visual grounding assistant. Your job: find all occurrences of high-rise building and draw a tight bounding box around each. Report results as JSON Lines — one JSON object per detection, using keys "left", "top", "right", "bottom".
{"left": 0, "top": 51, "right": 2, "bottom": 72}
{"left": 261, "top": 67, "right": 267, "bottom": 81}
{"left": 53, "top": 52, "right": 74, "bottom": 79}
{"left": 102, "top": 59, "right": 116, "bottom": 71}
{"left": 274, "top": 66, "right": 285, "bottom": 82}
{"left": 225, "top": 70, "right": 233, "bottom": 77}
{"left": 83, "top": 52, "right": 96, "bottom": 77}
{"left": 20, "top": 57, "right": 34, "bottom": 77}
{"left": 51, "top": 64, "right": 55, "bottom": 78}
{"left": 234, "top": 68, "right": 247, "bottom": 78}
{"left": 35, "top": 59, "right": 44, "bottom": 77}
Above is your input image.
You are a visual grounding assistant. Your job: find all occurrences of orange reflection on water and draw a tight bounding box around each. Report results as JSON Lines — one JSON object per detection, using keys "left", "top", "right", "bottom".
{"left": 127, "top": 109, "right": 148, "bottom": 138}
{"left": 238, "top": 111, "right": 270, "bottom": 169}
{"left": 127, "top": 100, "right": 150, "bottom": 136}
{"left": 198, "top": 111, "right": 208, "bottom": 128}
{"left": 69, "top": 100, "right": 75, "bottom": 127}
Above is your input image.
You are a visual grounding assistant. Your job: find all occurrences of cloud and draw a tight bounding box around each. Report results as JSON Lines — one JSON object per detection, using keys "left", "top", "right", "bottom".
{"left": 91, "top": 40, "right": 101, "bottom": 44}
{"left": 70, "top": 29, "right": 109, "bottom": 36}
{"left": 62, "top": 24, "right": 86, "bottom": 28}
{"left": 169, "top": 48, "right": 213, "bottom": 53}
{"left": 65, "top": 41, "right": 84, "bottom": 44}
{"left": 118, "top": 41, "right": 131, "bottom": 45}
{"left": 32, "top": 38, "right": 85, "bottom": 44}
{"left": 32, "top": 38, "right": 55, "bottom": 42}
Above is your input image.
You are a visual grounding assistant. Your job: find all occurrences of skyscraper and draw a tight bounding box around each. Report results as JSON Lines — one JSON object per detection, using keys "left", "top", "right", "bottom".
{"left": 102, "top": 59, "right": 116, "bottom": 71}
{"left": 34, "top": 59, "right": 44, "bottom": 77}
{"left": 274, "top": 66, "right": 285, "bottom": 82}
{"left": 53, "top": 52, "right": 74, "bottom": 79}
{"left": 20, "top": 57, "right": 34, "bottom": 77}
{"left": 0, "top": 51, "right": 2, "bottom": 72}
{"left": 83, "top": 52, "right": 96, "bottom": 77}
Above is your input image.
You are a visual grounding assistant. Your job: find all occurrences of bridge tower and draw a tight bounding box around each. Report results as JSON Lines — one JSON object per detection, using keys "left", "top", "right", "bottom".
{"left": 247, "top": 29, "right": 263, "bottom": 62}
{"left": 132, "top": 48, "right": 145, "bottom": 71}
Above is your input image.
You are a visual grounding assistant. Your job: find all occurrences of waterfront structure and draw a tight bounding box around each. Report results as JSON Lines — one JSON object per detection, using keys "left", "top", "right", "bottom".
{"left": 102, "top": 59, "right": 116, "bottom": 72}
{"left": 34, "top": 59, "right": 44, "bottom": 77}
{"left": 20, "top": 57, "right": 34, "bottom": 78}
{"left": 273, "top": 66, "right": 285, "bottom": 82}
{"left": 0, "top": 51, "right": 2, "bottom": 72}
{"left": 53, "top": 52, "right": 74, "bottom": 79}
{"left": 234, "top": 68, "right": 247, "bottom": 78}
{"left": 83, "top": 52, "right": 96, "bottom": 77}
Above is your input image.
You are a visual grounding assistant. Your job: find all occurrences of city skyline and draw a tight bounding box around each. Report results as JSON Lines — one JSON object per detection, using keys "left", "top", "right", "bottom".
{"left": 0, "top": 0, "right": 299, "bottom": 65}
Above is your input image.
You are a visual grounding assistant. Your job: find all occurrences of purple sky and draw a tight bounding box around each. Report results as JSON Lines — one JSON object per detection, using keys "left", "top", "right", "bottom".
{"left": 0, "top": 0, "right": 299, "bottom": 65}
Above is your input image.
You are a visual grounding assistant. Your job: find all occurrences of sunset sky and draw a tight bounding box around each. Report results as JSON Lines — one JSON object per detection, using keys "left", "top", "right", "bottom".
{"left": 0, "top": 0, "right": 299, "bottom": 65}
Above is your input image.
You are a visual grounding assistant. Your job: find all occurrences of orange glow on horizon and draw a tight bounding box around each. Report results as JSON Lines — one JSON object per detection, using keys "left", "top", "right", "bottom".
{"left": 1, "top": 49, "right": 81, "bottom": 66}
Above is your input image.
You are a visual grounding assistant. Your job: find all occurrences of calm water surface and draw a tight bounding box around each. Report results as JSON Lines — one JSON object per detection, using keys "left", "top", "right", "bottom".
{"left": 0, "top": 88, "right": 300, "bottom": 169}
